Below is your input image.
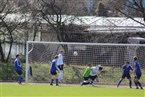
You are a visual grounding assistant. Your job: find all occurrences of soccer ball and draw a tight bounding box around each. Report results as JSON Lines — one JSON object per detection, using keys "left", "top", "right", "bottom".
{"left": 73, "top": 51, "right": 78, "bottom": 56}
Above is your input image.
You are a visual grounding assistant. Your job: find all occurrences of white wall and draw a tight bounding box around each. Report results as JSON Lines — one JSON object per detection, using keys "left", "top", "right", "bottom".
{"left": 2, "top": 42, "right": 25, "bottom": 58}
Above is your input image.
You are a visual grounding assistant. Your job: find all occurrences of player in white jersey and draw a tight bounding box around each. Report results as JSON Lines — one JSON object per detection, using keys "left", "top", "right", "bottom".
{"left": 57, "top": 50, "right": 64, "bottom": 80}
{"left": 89, "top": 65, "right": 103, "bottom": 84}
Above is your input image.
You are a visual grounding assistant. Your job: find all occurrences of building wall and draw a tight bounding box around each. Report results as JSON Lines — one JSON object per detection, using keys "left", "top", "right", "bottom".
{"left": 2, "top": 42, "right": 25, "bottom": 58}
{"left": 41, "top": 32, "right": 58, "bottom": 42}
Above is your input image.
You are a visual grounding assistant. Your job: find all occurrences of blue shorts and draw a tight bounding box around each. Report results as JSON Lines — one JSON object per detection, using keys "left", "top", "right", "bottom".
{"left": 135, "top": 73, "right": 142, "bottom": 79}
{"left": 122, "top": 74, "right": 131, "bottom": 79}
{"left": 51, "top": 71, "right": 57, "bottom": 75}
{"left": 15, "top": 70, "right": 22, "bottom": 75}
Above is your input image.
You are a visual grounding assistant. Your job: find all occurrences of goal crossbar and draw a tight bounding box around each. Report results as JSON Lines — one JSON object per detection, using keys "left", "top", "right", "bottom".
{"left": 27, "top": 41, "right": 145, "bottom": 47}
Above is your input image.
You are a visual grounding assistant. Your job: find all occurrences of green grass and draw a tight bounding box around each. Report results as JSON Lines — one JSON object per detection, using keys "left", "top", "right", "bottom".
{"left": 0, "top": 84, "right": 144, "bottom": 97}
{"left": 1, "top": 63, "right": 145, "bottom": 85}
{"left": 27, "top": 64, "right": 145, "bottom": 85}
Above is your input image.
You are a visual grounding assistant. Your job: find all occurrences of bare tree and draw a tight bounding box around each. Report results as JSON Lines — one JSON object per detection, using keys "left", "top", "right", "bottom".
{"left": 0, "top": 0, "right": 41, "bottom": 62}
{"left": 0, "top": 0, "right": 26, "bottom": 62}
{"left": 30, "top": 0, "right": 87, "bottom": 42}
{"left": 0, "top": 0, "right": 12, "bottom": 62}
{"left": 107, "top": 0, "right": 145, "bottom": 25}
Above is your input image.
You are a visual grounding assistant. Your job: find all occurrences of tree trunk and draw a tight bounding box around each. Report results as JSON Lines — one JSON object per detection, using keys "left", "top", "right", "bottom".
{"left": 6, "top": 40, "right": 13, "bottom": 62}
{"left": 0, "top": 41, "right": 5, "bottom": 62}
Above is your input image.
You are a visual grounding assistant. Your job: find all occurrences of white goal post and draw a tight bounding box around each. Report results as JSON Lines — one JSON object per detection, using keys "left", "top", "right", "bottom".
{"left": 25, "top": 41, "right": 145, "bottom": 84}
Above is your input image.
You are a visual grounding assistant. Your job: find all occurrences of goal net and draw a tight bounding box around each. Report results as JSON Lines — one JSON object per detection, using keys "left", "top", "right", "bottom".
{"left": 25, "top": 41, "right": 145, "bottom": 85}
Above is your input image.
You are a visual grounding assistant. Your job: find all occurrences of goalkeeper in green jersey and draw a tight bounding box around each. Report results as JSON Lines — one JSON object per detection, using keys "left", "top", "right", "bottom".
{"left": 81, "top": 64, "right": 93, "bottom": 86}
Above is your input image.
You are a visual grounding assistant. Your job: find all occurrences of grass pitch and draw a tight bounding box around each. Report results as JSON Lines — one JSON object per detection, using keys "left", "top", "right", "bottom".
{"left": 0, "top": 83, "right": 144, "bottom": 97}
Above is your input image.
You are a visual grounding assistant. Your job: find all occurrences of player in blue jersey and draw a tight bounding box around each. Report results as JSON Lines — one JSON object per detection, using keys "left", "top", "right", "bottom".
{"left": 117, "top": 61, "right": 133, "bottom": 88}
{"left": 50, "top": 55, "right": 59, "bottom": 86}
{"left": 133, "top": 56, "right": 143, "bottom": 89}
{"left": 14, "top": 54, "right": 23, "bottom": 84}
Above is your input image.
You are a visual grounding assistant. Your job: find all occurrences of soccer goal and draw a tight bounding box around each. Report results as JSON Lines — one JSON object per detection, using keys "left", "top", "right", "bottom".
{"left": 25, "top": 41, "right": 145, "bottom": 84}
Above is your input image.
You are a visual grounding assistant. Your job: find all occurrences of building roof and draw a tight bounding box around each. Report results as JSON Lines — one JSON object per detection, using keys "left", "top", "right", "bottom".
{"left": 1, "top": 13, "right": 145, "bottom": 34}
{"left": 73, "top": 16, "right": 145, "bottom": 34}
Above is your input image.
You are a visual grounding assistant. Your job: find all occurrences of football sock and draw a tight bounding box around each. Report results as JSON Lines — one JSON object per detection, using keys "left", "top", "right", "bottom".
{"left": 117, "top": 80, "right": 122, "bottom": 87}
{"left": 137, "top": 81, "right": 142, "bottom": 88}
{"left": 129, "top": 80, "right": 132, "bottom": 88}
{"left": 56, "top": 79, "right": 59, "bottom": 85}
{"left": 18, "top": 76, "right": 22, "bottom": 84}
{"left": 50, "top": 79, "right": 54, "bottom": 85}
{"left": 134, "top": 81, "right": 138, "bottom": 88}
{"left": 59, "top": 71, "right": 63, "bottom": 80}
